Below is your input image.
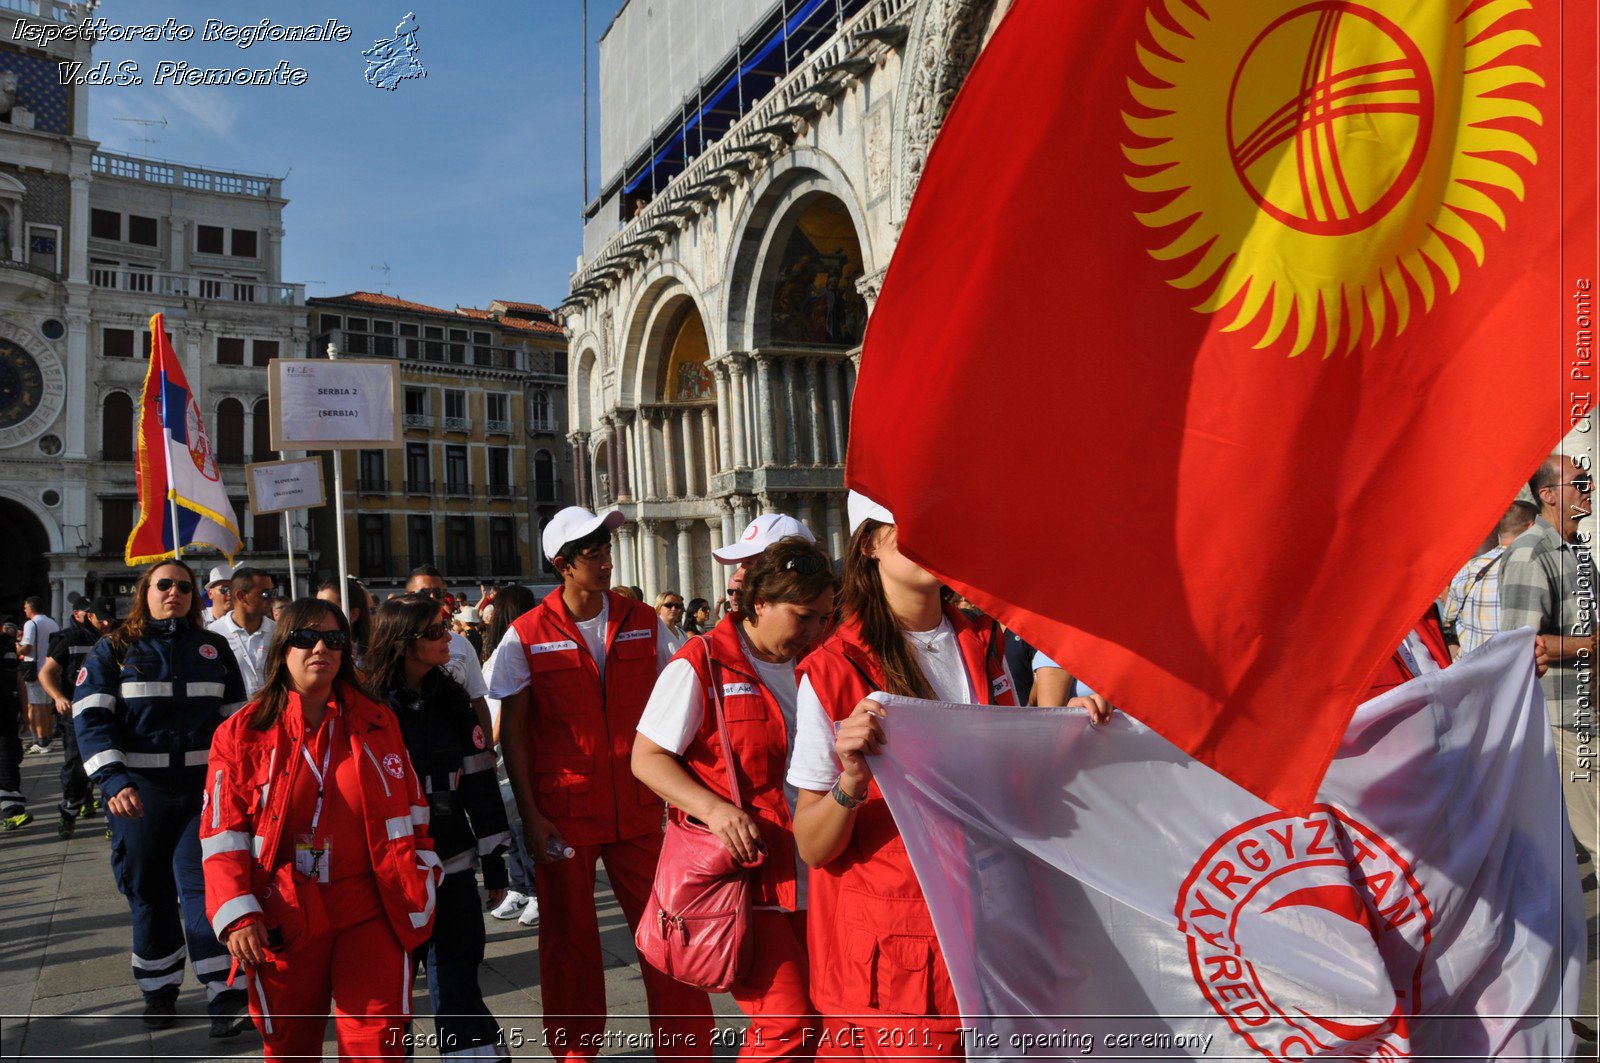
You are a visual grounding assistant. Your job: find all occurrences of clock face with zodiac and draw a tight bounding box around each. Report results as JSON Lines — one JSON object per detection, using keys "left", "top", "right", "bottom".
{"left": 0, "top": 342, "right": 45, "bottom": 430}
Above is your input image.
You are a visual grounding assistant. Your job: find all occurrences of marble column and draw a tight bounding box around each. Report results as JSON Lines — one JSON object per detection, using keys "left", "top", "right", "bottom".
{"left": 698, "top": 408, "right": 717, "bottom": 492}
{"left": 676, "top": 520, "right": 697, "bottom": 600}
{"left": 713, "top": 364, "right": 733, "bottom": 471}
{"left": 569, "top": 434, "right": 585, "bottom": 508}
{"left": 728, "top": 357, "right": 749, "bottom": 468}
{"left": 827, "top": 492, "right": 847, "bottom": 559}
{"left": 733, "top": 495, "right": 753, "bottom": 531}
{"left": 616, "top": 522, "right": 638, "bottom": 589}
{"left": 705, "top": 516, "right": 725, "bottom": 570}
{"left": 720, "top": 499, "right": 738, "bottom": 547}
{"left": 617, "top": 412, "right": 634, "bottom": 501}
{"left": 604, "top": 419, "right": 619, "bottom": 502}
{"left": 64, "top": 313, "right": 89, "bottom": 459}
{"left": 754, "top": 356, "right": 775, "bottom": 467}
{"left": 824, "top": 358, "right": 845, "bottom": 464}
{"left": 641, "top": 410, "right": 660, "bottom": 500}
{"left": 679, "top": 409, "right": 699, "bottom": 497}
{"left": 663, "top": 411, "right": 682, "bottom": 498}
{"left": 639, "top": 519, "right": 659, "bottom": 599}
{"left": 782, "top": 357, "right": 802, "bottom": 465}
{"left": 804, "top": 359, "right": 825, "bottom": 466}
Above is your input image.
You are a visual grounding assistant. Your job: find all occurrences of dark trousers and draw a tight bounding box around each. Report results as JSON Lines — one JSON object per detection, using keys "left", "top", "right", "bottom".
{"left": 57, "top": 712, "right": 89, "bottom": 816}
{"left": 0, "top": 695, "right": 22, "bottom": 815}
{"left": 414, "top": 868, "right": 507, "bottom": 1061}
{"left": 109, "top": 776, "right": 241, "bottom": 1017}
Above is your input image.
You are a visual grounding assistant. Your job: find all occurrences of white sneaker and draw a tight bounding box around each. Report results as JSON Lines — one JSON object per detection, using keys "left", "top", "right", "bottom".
{"left": 518, "top": 897, "right": 541, "bottom": 926}
{"left": 489, "top": 891, "right": 529, "bottom": 920}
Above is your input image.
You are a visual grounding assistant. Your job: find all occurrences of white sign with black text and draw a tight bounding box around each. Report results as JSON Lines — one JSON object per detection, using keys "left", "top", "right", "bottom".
{"left": 246, "top": 458, "right": 327, "bottom": 516}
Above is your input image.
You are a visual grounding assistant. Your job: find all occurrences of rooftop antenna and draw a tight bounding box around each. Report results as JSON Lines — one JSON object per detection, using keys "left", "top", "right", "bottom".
{"left": 114, "top": 115, "right": 168, "bottom": 153}
{"left": 371, "top": 262, "right": 392, "bottom": 292}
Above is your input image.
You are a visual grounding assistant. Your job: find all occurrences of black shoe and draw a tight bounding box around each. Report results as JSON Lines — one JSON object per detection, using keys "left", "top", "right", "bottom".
{"left": 142, "top": 994, "right": 177, "bottom": 1030}
{"left": 57, "top": 811, "right": 75, "bottom": 840}
{"left": 77, "top": 801, "right": 97, "bottom": 821}
{"left": 209, "top": 992, "right": 251, "bottom": 1039}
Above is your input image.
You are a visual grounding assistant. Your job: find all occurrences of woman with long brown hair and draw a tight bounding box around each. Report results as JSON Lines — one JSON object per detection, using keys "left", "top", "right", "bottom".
{"left": 200, "top": 597, "right": 440, "bottom": 1058}
{"left": 633, "top": 537, "right": 837, "bottom": 1060}
{"left": 72, "top": 560, "right": 251, "bottom": 1034}
{"left": 364, "top": 595, "right": 512, "bottom": 1062}
{"left": 785, "top": 495, "right": 1074, "bottom": 1059}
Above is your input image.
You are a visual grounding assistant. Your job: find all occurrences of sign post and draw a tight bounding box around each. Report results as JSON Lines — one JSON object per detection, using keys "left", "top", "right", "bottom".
{"left": 246, "top": 457, "right": 329, "bottom": 602}
{"left": 267, "top": 355, "right": 400, "bottom": 620}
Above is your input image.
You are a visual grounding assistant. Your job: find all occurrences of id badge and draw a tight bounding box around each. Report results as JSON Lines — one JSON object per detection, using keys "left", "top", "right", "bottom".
{"left": 293, "top": 834, "right": 330, "bottom": 884}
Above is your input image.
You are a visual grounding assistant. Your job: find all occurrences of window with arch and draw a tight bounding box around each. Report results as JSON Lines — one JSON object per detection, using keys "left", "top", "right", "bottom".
{"left": 101, "top": 391, "right": 134, "bottom": 460}
{"left": 252, "top": 398, "right": 275, "bottom": 462}
{"left": 216, "top": 398, "right": 245, "bottom": 463}
{"left": 534, "top": 449, "right": 555, "bottom": 502}
{"left": 768, "top": 195, "right": 868, "bottom": 347}
{"left": 531, "top": 389, "right": 552, "bottom": 431}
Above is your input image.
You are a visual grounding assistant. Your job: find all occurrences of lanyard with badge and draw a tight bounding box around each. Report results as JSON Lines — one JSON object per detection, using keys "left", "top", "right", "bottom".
{"left": 294, "top": 712, "right": 338, "bottom": 883}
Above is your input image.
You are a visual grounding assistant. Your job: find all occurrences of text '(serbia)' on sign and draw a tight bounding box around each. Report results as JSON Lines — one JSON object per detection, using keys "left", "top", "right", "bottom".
{"left": 268, "top": 358, "right": 400, "bottom": 451}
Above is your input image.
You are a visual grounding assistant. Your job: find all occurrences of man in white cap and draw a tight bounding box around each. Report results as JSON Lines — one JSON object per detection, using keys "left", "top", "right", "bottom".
{"left": 487, "top": 506, "right": 713, "bottom": 1059}
{"left": 204, "top": 566, "right": 234, "bottom": 624}
{"left": 712, "top": 511, "right": 817, "bottom": 614}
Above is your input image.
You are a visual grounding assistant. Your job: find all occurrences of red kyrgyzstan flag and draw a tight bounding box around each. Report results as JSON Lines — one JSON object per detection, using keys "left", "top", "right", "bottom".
{"left": 847, "top": 0, "right": 1596, "bottom": 811}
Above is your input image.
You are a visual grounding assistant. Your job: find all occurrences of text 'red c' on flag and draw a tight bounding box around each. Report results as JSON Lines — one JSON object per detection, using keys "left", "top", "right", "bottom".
{"left": 126, "top": 313, "right": 242, "bottom": 565}
{"left": 847, "top": 0, "right": 1596, "bottom": 811}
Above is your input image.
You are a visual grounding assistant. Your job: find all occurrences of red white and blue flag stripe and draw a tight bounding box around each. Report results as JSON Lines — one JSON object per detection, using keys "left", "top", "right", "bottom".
{"left": 125, "top": 312, "right": 241, "bottom": 565}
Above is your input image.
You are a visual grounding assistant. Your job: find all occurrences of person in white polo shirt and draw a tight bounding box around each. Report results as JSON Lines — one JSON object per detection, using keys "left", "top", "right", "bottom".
{"left": 208, "top": 567, "right": 275, "bottom": 698}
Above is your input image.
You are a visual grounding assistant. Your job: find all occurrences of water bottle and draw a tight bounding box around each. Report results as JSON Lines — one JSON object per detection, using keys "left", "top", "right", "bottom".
{"left": 544, "top": 835, "right": 576, "bottom": 861}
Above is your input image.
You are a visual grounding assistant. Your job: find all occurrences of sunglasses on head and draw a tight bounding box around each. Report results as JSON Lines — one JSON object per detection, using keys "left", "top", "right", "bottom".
{"left": 286, "top": 628, "right": 350, "bottom": 651}
{"left": 403, "top": 623, "right": 450, "bottom": 642}
{"left": 154, "top": 578, "right": 194, "bottom": 594}
{"left": 782, "top": 555, "right": 827, "bottom": 575}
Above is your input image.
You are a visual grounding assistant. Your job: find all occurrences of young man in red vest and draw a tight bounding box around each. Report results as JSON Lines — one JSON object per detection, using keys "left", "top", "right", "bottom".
{"left": 488, "top": 506, "right": 713, "bottom": 1061}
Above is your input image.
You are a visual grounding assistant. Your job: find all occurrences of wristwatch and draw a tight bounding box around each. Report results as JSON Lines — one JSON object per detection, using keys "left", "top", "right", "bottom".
{"left": 830, "top": 775, "right": 867, "bottom": 811}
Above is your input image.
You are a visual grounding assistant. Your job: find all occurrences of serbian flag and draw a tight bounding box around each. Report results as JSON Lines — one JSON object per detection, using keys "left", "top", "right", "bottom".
{"left": 125, "top": 313, "right": 241, "bottom": 565}
{"left": 847, "top": 0, "right": 1596, "bottom": 811}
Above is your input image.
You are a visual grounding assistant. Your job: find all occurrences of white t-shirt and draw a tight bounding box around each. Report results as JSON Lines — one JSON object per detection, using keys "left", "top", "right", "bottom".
{"left": 788, "top": 617, "right": 974, "bottom": 792}
{"left": 445, "top": 631, "right": 488, "bottom": 699}
{"left": 20, "top": 615, "right": 58, "bottom": 664}
{"left": 637, "top": 632, "right": 805, "bottom": 908}
{"left": 485, "top": 598, "right": 677, "bottom": 699}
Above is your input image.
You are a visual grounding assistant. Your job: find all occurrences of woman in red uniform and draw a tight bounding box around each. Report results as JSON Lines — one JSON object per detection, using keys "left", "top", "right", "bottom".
{"left": 633, "top": 537, "right": 837, "bottom": 1061}
{"left": 201, "top": 599, "right": 441, "bottom": 1060}
{"left": 786, "top": 494, "right": 1023, "bottom": 1059}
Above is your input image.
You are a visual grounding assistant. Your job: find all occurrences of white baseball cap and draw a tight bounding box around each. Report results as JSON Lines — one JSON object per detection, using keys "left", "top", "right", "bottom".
{"left": 847, "top": 490, "right": 895, "bottom": 533}
{"left": 542, "top": 505, "right": 625, "bottom": 562}
{"left": 713, "top": 512, "right": 817, "bottom": 564}
{"left": 207, "top": 565, "right": 236, "bottom": 588}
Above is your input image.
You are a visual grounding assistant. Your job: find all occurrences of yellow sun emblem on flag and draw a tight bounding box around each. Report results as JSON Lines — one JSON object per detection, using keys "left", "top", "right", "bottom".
{"left": 1123, "top": 0, "right": 1543, "bottom": 357}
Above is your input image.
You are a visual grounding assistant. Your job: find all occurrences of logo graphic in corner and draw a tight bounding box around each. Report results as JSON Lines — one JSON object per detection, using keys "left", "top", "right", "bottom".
{"left": 184, "top": 395, "right": 220, "bottom": 481}
{"left": 1124, "top": 0, "right": 1543, "bottom": 357}
{"left": 198, "top": 644, "right": 219, "bottom": 660}
{"left": 382, "top": 752, "right": 405, "bottom": 779}
{"left": 471, "top": 725, "right": 487, "bottom": 751}
{"left": 364, "top": 12, "right": 426, "bottom": 91}
{"left": 1176, "top": 805, "right": 1432, "bottom": 1061}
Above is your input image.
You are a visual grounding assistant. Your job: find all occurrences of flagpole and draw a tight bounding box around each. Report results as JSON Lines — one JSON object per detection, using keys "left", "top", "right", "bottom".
{"left": 326, "top": 341, "right": 351, "bottom": 621}
{"left": 154, "top": 314, "right": 183, "bottom": 561}
{"left": 284, "top": 511, "right": 297, "bottom": 600}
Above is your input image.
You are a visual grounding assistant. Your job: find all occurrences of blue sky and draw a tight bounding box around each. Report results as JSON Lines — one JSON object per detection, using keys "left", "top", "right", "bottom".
{"left": 87, "top": 1, "right": 625, "bottom": 311}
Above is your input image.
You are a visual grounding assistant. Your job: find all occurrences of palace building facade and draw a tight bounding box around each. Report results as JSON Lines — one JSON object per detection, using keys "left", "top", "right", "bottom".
{"left": 561, "top": 0, "right": 1008, "bottom": 602}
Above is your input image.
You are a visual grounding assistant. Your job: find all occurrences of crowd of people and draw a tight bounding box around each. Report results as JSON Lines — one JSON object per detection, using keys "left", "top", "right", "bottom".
{"left": 0, "top": 447, "right": 1591, "bottom": 1059}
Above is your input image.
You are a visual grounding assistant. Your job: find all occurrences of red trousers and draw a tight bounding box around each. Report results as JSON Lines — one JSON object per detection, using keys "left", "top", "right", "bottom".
{"left": 731, "top": 909, "right": 817, "bottom": 1061}
{"left": 535, "top": 830, "right": 714, "bottom": 1062}
{"left": 247, "top": 913, "right": 411, "bottom": 1060}
{"left": 815, "top": 1016, "right": 964, "bottom": 1061}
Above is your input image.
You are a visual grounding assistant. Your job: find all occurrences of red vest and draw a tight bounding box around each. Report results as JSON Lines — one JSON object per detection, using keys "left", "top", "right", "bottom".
{"left": 794, "top": 606, "right": 1016, "bottom": 1020}
{"left": 676, "top": 616, "right": 798, "bottom": 909}
{"left": 510, "top": 588, "right": 665, "bottom": 846}
{"left": 1366, "top": 606, "right": 1452, "bottom": 699}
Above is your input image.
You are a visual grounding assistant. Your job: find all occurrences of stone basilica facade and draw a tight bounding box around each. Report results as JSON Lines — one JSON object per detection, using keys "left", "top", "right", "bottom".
{"left": 562, "top": 0, "right": 1007, "bottom": 603}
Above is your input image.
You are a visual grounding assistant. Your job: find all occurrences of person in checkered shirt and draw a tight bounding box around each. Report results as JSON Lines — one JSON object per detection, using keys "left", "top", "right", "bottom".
{"left": 1442, "top": 493, "right": 1539, "bottom": 656}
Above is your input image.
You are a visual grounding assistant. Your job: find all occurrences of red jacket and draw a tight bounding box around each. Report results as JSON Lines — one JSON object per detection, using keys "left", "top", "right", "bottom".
{"left": 675, "top": 617, "right": 798, "bottom": 909}
{"left": 200, "top": 683, "right": 441, "bottom": 954}
{"left": 509, "top": 588, "right": 665, "bottom": 846}
{"left": 795, "top": 606, "right": 1017, "bottom": 1020}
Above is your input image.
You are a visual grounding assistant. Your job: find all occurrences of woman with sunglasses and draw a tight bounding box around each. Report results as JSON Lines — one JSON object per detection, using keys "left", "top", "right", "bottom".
{"left": 364, "top": 595, "right": 513, "bottom": 1062}
{"left": 785, "top": 495, "right": 1031, "bottom": 1059}
{"left": 684, "top": 598, "right": 712, "bottom": 636}
{"left": 72, "top": 560, "right": 252, "bottom": 1035}
{"left": 633, "top": 537, "right": 837, "bottom": 1059}
{"left": 201, "top": 598, "right": 440, "bottom": 1059}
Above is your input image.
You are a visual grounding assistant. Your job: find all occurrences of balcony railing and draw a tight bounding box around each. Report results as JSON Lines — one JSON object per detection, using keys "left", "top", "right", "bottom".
{"left": 442, "top": 416, "right": 472, "bottom": 433}
{"left": 324, "top": 327, "right": 563, "bottom": 376}
{"left": 487, "top": 483, "right": 513, "bottom": 498}
{"left": 403, "top": 414, "right": 434, "bottom": 429}
{"left": 0, "top": 257, "right": 61, "bottom": 282}
{"left": 358, "top": 557, "right": 394, "bottom": 578}
{"left": 405, "top": 478, "right": 434, "bottom": 495}
{"left": 88, "top": 265, "right": 304, "bottom": 306}
{"left": 92, "top": 150, "right": 280, "bottom": 198}
{"left": 529, "top": 417, "right": 557, "bottom": 434}
{"left": 357, "top": 478, "right": 389, "bottom": 494}
{"left": 485, "top": 418, "right": 512, "bottom": 435}
{"left": 444, "top": 480, "right": 473, "bottom": 498}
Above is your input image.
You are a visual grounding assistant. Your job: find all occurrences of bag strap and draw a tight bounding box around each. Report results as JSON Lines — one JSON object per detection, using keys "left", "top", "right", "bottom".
{"left": 700, "top": 635, "right": 743, "bottom": 810}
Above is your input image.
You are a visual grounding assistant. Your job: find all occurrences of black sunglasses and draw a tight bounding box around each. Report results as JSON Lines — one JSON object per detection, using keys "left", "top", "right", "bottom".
{"left": 414, "top": 587, "right": 444, "bottom": 599}
{"left": 783, "top": 556, "right": 827, "bottom": 575}
{"left": 403, "top": 623, "right": 450, "bottom": 642}
{"left": 662, "top": 602, "right": 684, "bottom": 610}
{"left": 154, "top": 578, "right": 194, "bottom": 594}
{"left": 286, "top": 628, "right": 350, "bottom": 651}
